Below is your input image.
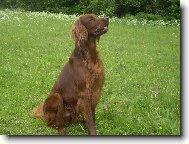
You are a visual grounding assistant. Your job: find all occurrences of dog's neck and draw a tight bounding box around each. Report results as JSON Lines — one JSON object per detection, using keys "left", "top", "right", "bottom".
{"left": 74, "top": 36, "right": 99, "bottom": 62}
{"left": 85, "top": 36, "right": 97, "bottom": 54}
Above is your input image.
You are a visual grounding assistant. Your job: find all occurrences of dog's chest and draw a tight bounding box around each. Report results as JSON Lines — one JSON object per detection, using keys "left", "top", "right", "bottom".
{"left": 86, "top": 54, "right": 103, "bottom": 73}
{"left": 71, "top": 53, "right": 105, "bottom": 91}
{"left": 85, "top": 58, "right": 104, "bottom": 87}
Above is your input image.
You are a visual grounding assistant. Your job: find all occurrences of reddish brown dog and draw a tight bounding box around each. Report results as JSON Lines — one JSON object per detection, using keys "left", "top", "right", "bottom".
{"left": 31, "top": 14, "right": 109, "bottom": 135}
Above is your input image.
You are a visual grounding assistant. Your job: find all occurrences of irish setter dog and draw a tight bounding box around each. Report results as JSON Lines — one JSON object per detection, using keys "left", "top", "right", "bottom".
{"left": 31, "top": 14, "right": 109, "bottom": 135}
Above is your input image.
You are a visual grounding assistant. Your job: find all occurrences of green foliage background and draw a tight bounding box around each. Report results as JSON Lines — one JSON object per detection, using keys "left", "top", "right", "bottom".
{"left": 0, "top": 0, "right": 180, "bottom": 20}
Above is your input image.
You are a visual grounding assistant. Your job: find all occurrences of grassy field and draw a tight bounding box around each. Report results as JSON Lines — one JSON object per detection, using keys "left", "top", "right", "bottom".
{"left": 0, "top": 10, "right": 180, "bottom": 135}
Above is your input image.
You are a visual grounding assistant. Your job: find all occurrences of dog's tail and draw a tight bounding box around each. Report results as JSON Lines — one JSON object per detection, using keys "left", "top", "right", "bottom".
{"left": 30, "top": 102, "right": 44, "bottom": 118}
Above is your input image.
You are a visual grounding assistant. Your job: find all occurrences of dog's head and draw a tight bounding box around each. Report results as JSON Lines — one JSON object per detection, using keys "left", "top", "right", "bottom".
{"left": 72, "top": 14, "right": 109, "bottom": 47}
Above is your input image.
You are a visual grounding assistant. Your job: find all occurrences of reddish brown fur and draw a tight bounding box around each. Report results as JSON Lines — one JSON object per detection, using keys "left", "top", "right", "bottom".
{"left": 31, "top": 14, "right": 109, "bottom": 135}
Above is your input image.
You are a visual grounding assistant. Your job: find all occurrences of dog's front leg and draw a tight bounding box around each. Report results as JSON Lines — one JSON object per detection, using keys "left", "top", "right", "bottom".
{"left": 81, "top": 94, "right": 97, "bottom": 135}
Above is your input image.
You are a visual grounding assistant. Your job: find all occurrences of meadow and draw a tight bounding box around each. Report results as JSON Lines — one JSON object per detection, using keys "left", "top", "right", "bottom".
{"left": 0, "top": 10, "right": 180, "bottom": 135}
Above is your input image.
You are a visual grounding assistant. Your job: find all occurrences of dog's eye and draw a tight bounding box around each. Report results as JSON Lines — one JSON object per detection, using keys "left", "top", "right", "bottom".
{"left": 89, "top": 19, "right": 93, "bottom": 23}
{"left": 89, "top": 18, "right": 95, "bottom": 22}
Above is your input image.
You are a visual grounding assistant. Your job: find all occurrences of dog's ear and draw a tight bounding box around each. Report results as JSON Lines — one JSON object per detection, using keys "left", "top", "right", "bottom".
{"left": 71, "top": 19, "right": 88, "bottom": 47}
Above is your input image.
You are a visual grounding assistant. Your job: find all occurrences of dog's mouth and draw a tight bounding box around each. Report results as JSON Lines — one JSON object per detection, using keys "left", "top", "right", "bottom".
{"left": 93, "top": 26, "right": 108, "bottom": 36}
{"left": 102, "top": 26, "right": 108, "bottom": 33}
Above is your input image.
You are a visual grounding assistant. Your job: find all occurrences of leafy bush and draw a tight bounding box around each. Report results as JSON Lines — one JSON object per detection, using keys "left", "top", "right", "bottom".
{"left": 115, "top": 0, "right": 142, "bottom": 17}
{"left": 135, "top": 12, "right": 163, "bottom": 21}
{"left": 86, "top": 0, "right": 117, "bottom": 17}
{"left": 0, "top": 0, "right": 180, "bottom": 20}
{"left": 166, "top": 0, "right": 180, "bottom": 20}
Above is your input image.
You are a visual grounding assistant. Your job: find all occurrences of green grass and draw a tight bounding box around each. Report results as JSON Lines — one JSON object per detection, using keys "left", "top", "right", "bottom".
{"left": 0, "top": 10, "right": 180, "bottom": 135}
